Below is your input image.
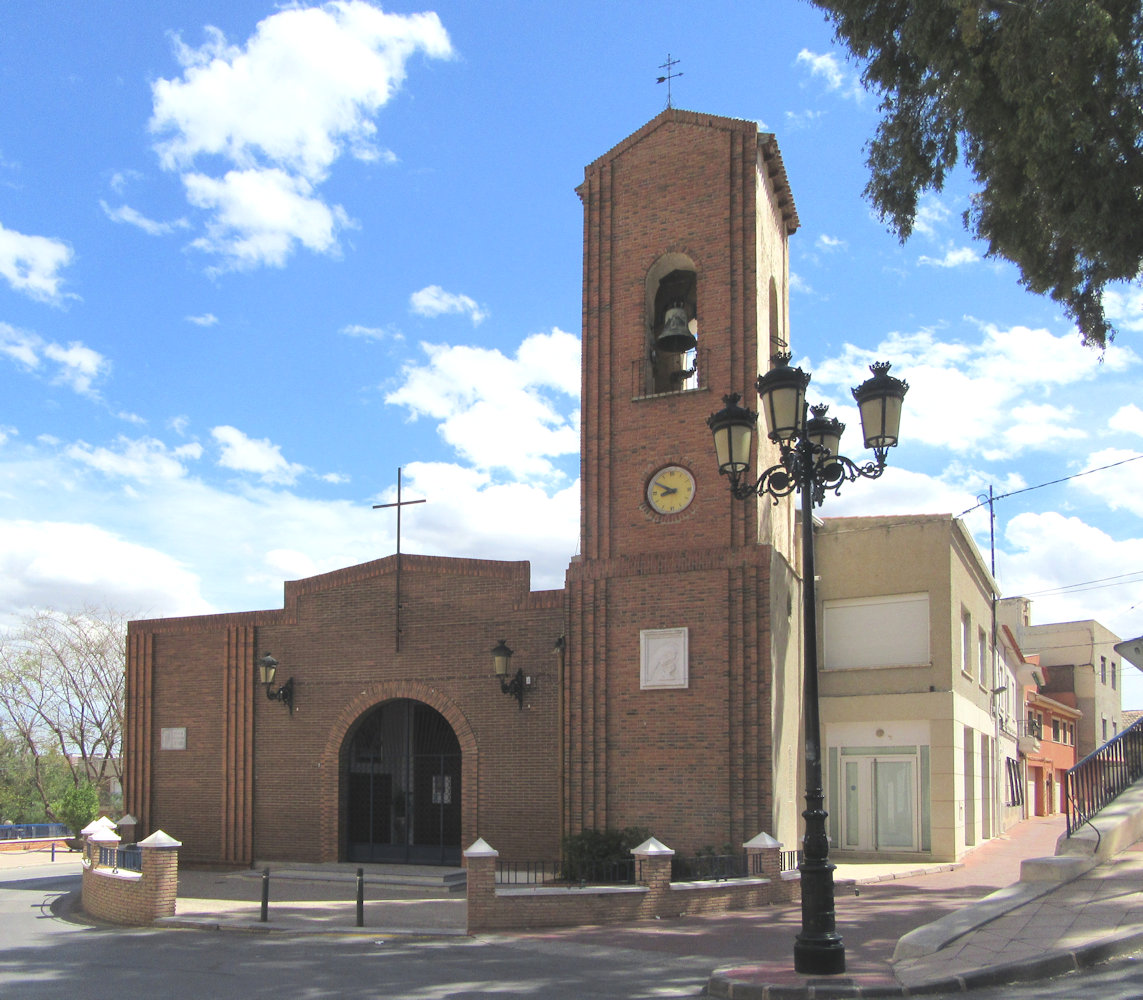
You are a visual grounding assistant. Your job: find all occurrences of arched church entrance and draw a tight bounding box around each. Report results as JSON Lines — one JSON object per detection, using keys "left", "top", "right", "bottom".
{"left": 344, "top": 699, "right": 462, "bottom": 864}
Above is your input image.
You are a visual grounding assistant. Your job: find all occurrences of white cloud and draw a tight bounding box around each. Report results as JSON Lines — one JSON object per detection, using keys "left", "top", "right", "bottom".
{"left": 0, "top": 323, "right": 110, "bottom": 397}
{"left": 42, "top": 341, "right": 110, "bottom": 396}
{"left": 184, "top": 168, "right": 351, "bottom": 269}
{"left": 386, "top": 328, "right": 580, "bottom": 480}
{"left": 66, "top": 436, "right": 203, "bottom": 482}
{"left": 109, "top": 169, "right": 144, "bottom": 194}
{"left": 0, "top": 438, "right": 390, "bottom": 617}
{"left": 911, "top": 196, "right": 952, "bottom": 239}
{"left": 186, "top": 313, "right": 218, "bottom": 327}
{"left": 264, "top": 548, "right": 319, "bottom": 580}
{"left": 211, "top": 425, "right": 307, "bottom": 485}
{"left": 918, "top": 245, "right": 979, "bottom": 269}
{"left": 783, "top": 109, "right": 825, "bottom": 130}
{"left": 789, "top": 272, "right": 814, "bottom": 296}
{"left": 810, "top": 323, "right": 1137, "bottom": 459}
{"left": 0, "top": 519, "right": 213, "bottom": 619}
{"left": 1103, "top": 284, "right": 1143, "bottom": 334}
{"left": 1000, "top": 511, "right": 1143, "bottom": 640}
{"left": 795, "top": 48, "right": 864, "bottom": 102}
{"left": 0, "top": 221, "right": 73, "bottom": 303}
{"left": 150, "top": 2, "right": 452, "bottom": 269}
{"left": 816, "top": 234, "right": 846, "bottom": 252}
{"left": 1110, "top": 404, "right": 1143, "bottom": 437}
{"left": 341, "top": 322, "right": 400, "bottom": 340}
{"left": 410, "top": 285, "right": 489, "bottom": 325}
{"left": 100, "top": 200, "right": 189, "bottom": 236}
{"left": 1070, "top": 448, "right": 1143, "bottom": 517}
{"left": 382, "top": 461, "right": 578, "bottom": 589}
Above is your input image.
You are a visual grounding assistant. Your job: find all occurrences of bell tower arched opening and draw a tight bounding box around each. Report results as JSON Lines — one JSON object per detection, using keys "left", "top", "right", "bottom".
{"left": 645, "top": 253, "right": 699, "bottom": 395}
{"left": 342, "top": 699, "right": 462, "bottom": 865}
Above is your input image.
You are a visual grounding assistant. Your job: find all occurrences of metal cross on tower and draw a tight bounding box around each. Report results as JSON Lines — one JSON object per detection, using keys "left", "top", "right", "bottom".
{"left": 372, "top": 468, "right": 427, "bottom": 652}
{"left": 656, "top": 54, "right": 683, "bottom": 108}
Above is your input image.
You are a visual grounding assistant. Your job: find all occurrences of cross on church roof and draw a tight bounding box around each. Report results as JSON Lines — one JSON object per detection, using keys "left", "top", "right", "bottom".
{"left": 373, "top": 467, "right": 427, "bottom": 652}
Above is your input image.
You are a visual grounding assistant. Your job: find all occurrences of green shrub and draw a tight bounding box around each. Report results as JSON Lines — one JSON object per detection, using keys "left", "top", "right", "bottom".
{"left": 561, "top": 825, "right": 652, "bottom": 882}
{"left": 53, "top": 781, "right": 99, "bottom": 835}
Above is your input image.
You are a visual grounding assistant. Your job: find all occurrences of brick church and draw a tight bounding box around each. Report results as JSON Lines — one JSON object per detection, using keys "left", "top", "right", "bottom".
{"left": 124, "top": 109, "right": 806, "bottom": 867}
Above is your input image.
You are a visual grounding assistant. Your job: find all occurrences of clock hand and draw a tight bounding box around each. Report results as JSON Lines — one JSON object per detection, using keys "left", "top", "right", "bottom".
{"left": 655, "top": 483, "right": 678, "bottom": 496}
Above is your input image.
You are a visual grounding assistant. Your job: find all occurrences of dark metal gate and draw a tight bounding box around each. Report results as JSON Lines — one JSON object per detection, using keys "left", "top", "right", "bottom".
{"left": 346, "top": 700, "right": 461, "bottom": 864}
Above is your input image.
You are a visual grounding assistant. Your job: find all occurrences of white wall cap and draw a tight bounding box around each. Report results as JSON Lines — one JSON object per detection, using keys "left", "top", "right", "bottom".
{"left": 631, "top": 836, "right": 674, "bottom": 856}
{"left": 117, "top": 814, "right": 137, "bottom": 826}
{"left": 89, "top": 829, "right": 121, "bottom": 844}
{"left": 81, "top": 816, "right": 117, "bottom": 836}
{"left": 138, "top": 830, "right": 182, "bottom": 848}
{"left": 744, "top": 832, "right": 783, "bottom": 849}
{"left": 464, "top": 837, "right": 499, "bottom": 858}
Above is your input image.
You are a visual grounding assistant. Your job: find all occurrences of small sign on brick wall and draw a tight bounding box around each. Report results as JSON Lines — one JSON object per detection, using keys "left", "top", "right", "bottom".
{"left": 160, "top": 727, "right": 187, "bottom": 750}
{"left": 640, "top": 627, "right": 689, "bottom": 690}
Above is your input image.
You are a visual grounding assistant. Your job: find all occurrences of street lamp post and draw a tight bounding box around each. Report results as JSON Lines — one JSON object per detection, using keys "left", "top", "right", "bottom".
{"left": 707, "top": 353, "right": 908, "bottom": 976}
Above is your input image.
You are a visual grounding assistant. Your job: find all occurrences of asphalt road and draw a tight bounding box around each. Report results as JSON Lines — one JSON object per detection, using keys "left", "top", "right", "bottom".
{"left": 4, "top": 859, "right": 1143, "bottom": 1000}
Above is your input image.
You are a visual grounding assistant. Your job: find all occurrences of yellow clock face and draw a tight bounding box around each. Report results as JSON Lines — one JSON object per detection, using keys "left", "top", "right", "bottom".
{"left": 647, "top": 466, "right": 696, "bottom": 514}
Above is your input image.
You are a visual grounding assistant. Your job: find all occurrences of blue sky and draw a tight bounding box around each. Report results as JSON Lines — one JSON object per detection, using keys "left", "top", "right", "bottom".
{"left": 2, "top": 2, "right": 1142, "bottom": 700}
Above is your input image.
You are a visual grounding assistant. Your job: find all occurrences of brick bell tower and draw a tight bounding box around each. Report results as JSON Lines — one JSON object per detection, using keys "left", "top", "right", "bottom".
{"left": 564, "top": 109, "right": 804, "bottom": 852}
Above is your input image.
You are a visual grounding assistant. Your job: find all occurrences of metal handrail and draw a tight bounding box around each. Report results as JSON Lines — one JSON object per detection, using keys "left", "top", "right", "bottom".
{"left": 1065, "top": 717, "right": 1143, "bottom": 836}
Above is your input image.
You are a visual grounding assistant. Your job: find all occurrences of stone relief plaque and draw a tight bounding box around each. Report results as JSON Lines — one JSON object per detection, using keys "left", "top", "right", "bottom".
{"left": 640, "top": 627, "right": 689, "bottom": 690}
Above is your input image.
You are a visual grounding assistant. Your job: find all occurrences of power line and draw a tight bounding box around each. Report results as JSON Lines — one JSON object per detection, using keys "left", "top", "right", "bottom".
{"left": 958, "top": 453, "right": 1143, "bottom": 518}
{"left": 1021, "top": 570, "right": 1143, "bottom": 598}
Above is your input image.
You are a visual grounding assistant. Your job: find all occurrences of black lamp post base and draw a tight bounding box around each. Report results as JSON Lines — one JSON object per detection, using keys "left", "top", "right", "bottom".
{"left": 794, "top": 935, "right": 846, "bottom": 975}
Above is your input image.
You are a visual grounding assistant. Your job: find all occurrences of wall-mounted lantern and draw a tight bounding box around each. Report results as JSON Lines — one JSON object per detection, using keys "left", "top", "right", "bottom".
{"left": 257, "top": 653, "right": 295, "bottom": 713}
{"left": 491, "top": 639, "right": 524, "bottom": 710}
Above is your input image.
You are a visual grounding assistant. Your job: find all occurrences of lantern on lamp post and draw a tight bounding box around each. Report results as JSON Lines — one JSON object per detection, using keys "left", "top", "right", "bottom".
{"left": 707, "top": 353, "right": 908, "bottom": 976}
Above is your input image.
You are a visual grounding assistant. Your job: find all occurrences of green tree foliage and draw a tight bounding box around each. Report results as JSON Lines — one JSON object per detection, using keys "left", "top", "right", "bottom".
{"left": 0, "top": 735, "right": 73, "bottom": 824}
{"left": 53, "top": 780, "right": 100, "bottom": 836}
{"left": 0, "top": 608, "right": 127, "bottom": 820}
{"left": 809, "top": 0, "right": 1143, "bottom": 348}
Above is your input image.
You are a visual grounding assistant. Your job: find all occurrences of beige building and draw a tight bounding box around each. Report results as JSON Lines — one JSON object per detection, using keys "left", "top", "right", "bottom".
{"left": 814, "top": 513, "right": 1021, "bottom": 862}
{"left": 999, "top": 598, "right": 1124, "bottom": 759}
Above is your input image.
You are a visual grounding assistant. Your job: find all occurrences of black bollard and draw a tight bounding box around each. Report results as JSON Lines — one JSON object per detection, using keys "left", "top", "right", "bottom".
{"left": 356, "top": 867, "right": 364, "bottom": 927}
{"left": 261, "top": 867, "right": 270, "bottom": 922}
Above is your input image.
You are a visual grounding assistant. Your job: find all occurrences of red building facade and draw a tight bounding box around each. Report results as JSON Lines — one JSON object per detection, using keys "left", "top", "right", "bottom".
{"left": 124, "top": 110, "right": 804, "bottom": 866}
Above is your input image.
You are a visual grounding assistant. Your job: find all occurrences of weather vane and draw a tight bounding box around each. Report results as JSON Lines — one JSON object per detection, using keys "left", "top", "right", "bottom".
{"left": 657, "top": 54, "right": 683, "bottom": 108}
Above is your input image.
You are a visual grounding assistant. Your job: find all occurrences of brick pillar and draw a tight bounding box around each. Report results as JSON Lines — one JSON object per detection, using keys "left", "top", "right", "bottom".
{"left": 631, "top": 836, "right": 674, "bottom": 918}
{"left": 463, "top": 838, "right": 499, "bottom": 935}
{"left": 744, "top": 831, "right": 783, "bottom": 881}
{"left": 138, "top": 830, "right": 182, "bottom": 921}
{"left": 117, "top": 813, "right": 138, "bottom": 845}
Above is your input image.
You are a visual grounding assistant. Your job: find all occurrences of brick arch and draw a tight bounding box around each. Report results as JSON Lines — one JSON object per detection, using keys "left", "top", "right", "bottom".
{"left": 316, "top": 681, "right": 478, "bottom": 862}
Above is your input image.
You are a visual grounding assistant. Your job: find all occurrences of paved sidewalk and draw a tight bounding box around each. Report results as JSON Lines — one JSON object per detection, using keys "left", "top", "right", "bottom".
{"left": 50, "top": 808, "right": 1143, "bottom": 998}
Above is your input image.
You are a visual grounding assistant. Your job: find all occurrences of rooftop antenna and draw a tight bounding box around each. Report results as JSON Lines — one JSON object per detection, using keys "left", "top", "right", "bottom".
{"left": 657, "top": 54, "right": 683, "bottom": 108}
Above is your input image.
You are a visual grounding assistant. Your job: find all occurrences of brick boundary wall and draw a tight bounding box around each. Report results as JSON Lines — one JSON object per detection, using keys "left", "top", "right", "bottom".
{"left": 81, "top": 831, "right": 180, "bottom": 926}
{"left": 465, "top": 838, "right": 805, "bottom": 934}
{"left": 0, "top": 838, "right": 69, "bottom": 853}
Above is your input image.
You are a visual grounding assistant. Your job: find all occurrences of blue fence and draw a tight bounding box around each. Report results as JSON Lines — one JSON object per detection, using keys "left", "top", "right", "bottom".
{"left": 97, "top": 845, "right": 142, "bottom": 872}
{"left": 0, "top": 823, "right": 70, "bottom": 841}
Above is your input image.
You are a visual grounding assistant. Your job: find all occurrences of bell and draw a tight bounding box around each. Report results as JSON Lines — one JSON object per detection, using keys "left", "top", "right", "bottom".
{"left": 656, "top": 304, "right": 697, "bottom": 354}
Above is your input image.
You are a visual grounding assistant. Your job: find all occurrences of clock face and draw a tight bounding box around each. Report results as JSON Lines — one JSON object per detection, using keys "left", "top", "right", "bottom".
{"left": 647, "top": 466, "right": 696, "bottom": 514}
